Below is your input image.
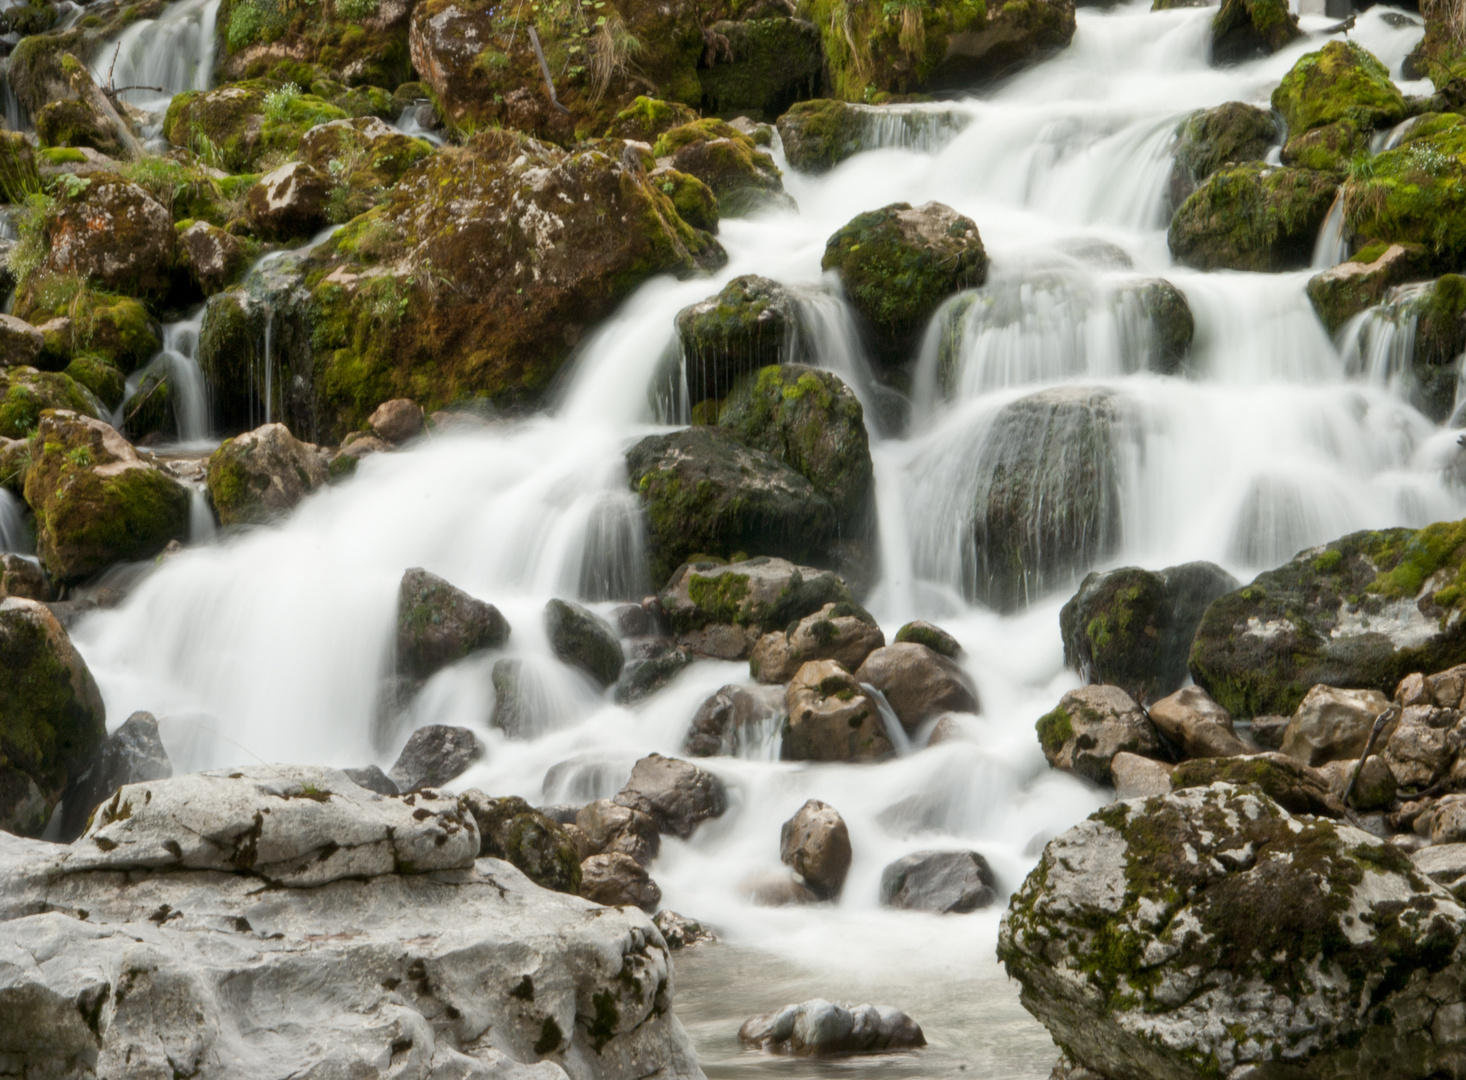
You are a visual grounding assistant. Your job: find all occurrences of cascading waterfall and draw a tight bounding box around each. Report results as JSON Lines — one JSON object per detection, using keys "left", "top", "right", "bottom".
{"left": 61, "top": 1, "right": 1464, "bottom": 1076}
{"left": 115, "top": 309, "right": 212, "bottom": 445}
{"left": 0, "top": 488, "right": 31, "bottom": 553}
{"left": 91, "top": 0, "right": 220, "bottom": 120}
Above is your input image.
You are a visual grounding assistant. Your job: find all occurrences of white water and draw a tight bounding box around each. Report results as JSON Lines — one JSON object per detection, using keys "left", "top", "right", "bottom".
{"left": 0, "top": 488, "right": 30, "bottom": 553}
{"left": 65, "top": 2, "right": 1459, "bottom": 1077}
{"left": 91, "top": 0, "right": 219, "bottom": 114}
{"left": 115, "top": 309, "right": 213, "bottom": 447}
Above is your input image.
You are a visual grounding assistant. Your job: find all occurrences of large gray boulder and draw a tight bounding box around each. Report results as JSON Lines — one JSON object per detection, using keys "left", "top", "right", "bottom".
{"left": 397, "top": 568, "right": 510, "bottom": 681}
{"left": 613, "top": 754, "right": 727, "bottom": 840}
{"left": 998, "top": 782, "right": 1466, "bottom": 1080}
{"left": 388, "top": 724, "right": 485, "bottom": 792}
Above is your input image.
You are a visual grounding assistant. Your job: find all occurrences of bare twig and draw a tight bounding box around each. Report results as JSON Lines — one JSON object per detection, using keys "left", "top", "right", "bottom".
{"left": 1342, "top": 704, "right": 1398, "bottom": 810}
{"left": 528, "top": 26, "right": 571, "bottom": 114}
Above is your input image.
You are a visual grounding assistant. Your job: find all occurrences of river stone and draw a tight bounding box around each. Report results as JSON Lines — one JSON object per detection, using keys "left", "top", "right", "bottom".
{"left": 388, "top": 724, "right": 485, "bottom": 792}
{"left": 856, "top": 642, "right": 979, "bottom": 734}
{"left": 206, "top": 422, "right": 330, "bottom": 528}
{"left": 580, "top": 851, "right": 662, "bottom": 911}
{"left": 1110, "top": 751, "right": 1173, "bottom": 799}
{"left": 613, "top": 753, "right": 727, "bottom": 840}
{"left": 369, "top": 397, "right": 425, "bottom": 443}
{"left": 1381, "top": 703, "right": 1464, "bottom": 790}
{"left": 738, "top": 999, "right": 926, "bottom": 1055}
{"left": 1060, "top": 561, "right": 1238, "bottom": 704}
{"left": 659, "top": 556, "right": 854, "bottom": 660}
{"left": 674, "top": 276, "right": 803, "bottom": 407}
{"left": 879, "top": 849, "right": 998, "bottom": 913}
{"left": 57, "top": 710, "right": 171, "bottom": 842}
{"left": 25, "top": 410, "right": 190, "bottom": 583}
{"left": 575, "top": 799, "right": 660, "bottom": 866}
{"left": 784, "top": 659, "right": 893, "bottom": 763}
{"left": 41, "top": 172, "right": 175, "bottom": 297}
{"left": 615, "top": 646, "right": 693, "bottom": 705}
{"left": 0, "top": 830, "right": 699, "bottom": 1080}
{"left": 1147, "top": 685, "right": 1250, "bottom": 759}
{"left": 397, "top": 567, "right": 511, "bottom": 681}
{"left": 893, "top": 619, "right": 962, "bottom": 658}
{"left": 1036, "top": 685, "right": 1164, "bottom": 786}
{"left": 684, "top": 683, "right": 788, "bottom": 757}
{"left": 0, "top": 367, "right": 105, "bottom": 440}
{"left": 1168, "top": 163, "right": 1336, "bottom": 272}
{"left": 779, "top": 799, "right": 852, "bottom": 900}
{"left": 1189, "top": 520, "right": 1466, "bottom": 718}
{"left": 1272, "top": 41, "right": 1407, "bottom": 172}
{"left": 1168, "top": 101, "right": 1277, "bottom": 208}
{"left": 775, "top": 99, "right": 868, "bottom": 174}
{"left": 545, "top": 599, "right": 624, "bottom": 688}
{"left": 749, "top": 602, "right": 884, "bottom": 684}
{"left": 0, "top": 313, "right": 43, "bottom": 369}
{"left": 653, "top": 119, "right": 792, "bottom": 219}
{"left": 1414, "top": 843, "right": 1466, "bottom": 893}
{"left": 626, "top": 427, "right": 839, "bottom": 587}
{"left": 1281, "top": 684, "right": 1393, "bottom": 766}
{"left": 1169, "top": 752, "right": 1345, "bottom": 817}
{"left": 458, "top": 791, "right": 581, "bottom": 894}
{"left": 653, "top": 909, "right": 717, "bottom": 949}
{"left": 1305, "top": 243, "right": 1432, "bottom": 334}
{"left": 999, "top": 782, "right": 1466, "bottom": 1080}
{"left": 0, "top": 597, "right": 106, "bottom": 837}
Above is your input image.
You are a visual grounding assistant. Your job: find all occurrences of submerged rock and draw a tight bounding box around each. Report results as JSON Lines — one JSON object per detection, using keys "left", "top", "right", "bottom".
{"left": 785, "top": 659, "right": 893, "bottom": 763}
{"left": 545, "top": 598, "right": 625, "bottom": 688}
{"left": 206, "top": 422, "right": 330, "bottom": 528}
{"left": 58, "top": 710, "right": 171, "bottom": 842}
{"left": 750, "top": 602, "right": 884, "bottom": 684}
{"left": 779, "top": 799, "right": 852, "bottom": 900}
{"left": 739, "top": 999, "right": 926, "bottom": 1055}
{"left": 396, "top": 567, "right": 510, "bottom": 681}
{"left": 684, "top": 682, "right": 788, "bottom": 756}
{"left": 879, "top": 849, "right": 998, "bottom": 913}
{"left": 613, "top": 753, "right": 727, "bottom": 840}
{"left": 387, "top": 724, "right": 485, "bottom": 792}
{"left": 1168, "top": 163, "right": 1337, "bottom": 271}
{"left": 1036, "top": 685, "right": 1164, "bottom": 785}
{"left": 654, "top": 909, "right": 717, "bottom": 948}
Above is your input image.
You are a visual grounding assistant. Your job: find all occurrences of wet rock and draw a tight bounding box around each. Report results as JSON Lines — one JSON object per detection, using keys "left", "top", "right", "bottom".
{"left": 396, "top": 567, "right": 510, "bottom": 681}
{"left": 459, "top": 791, "right": 581, "bottom": 894}
{"left": 387, "top": 724, "right": 485, "bottom": 792}
{"left": 1273, "top": 41, "right": 1407, "bottom": 173}
{"left": 179, "top": 221, "right": 248, "bottom": 297}
{"left": 675, "top": 275, "right": 803, "bottom": 409}
{"left": 343, "top": 764, "right": 398, "bottom": 796}
{"left": 1318, "top": 753, "right": 1397, "bottom": 811}
{"left": 1110, "top": 751, "right": 1173, "bottom": 799}
{"left": 0, "top": 314, "right": 44, "bottom": 369}
{"left": 24, "top": 411, "right": 189, "bottom": 583}
{"left": 785, "top": 659, "right": 893, "bottom": 763}
{"left": 1168, "top": 101, "right": 1278, "bottom": 207}
{"left": 744, "top": 870, "right": 821, "bottom": 906}
{"left": 1189, "top": 520, "right": 1466, "bottom": 717}
{"left": 880, "top": 849, "right": 998, "bottom": 913}
{"left": 61, "top": 356, "right": 122, "bottom": 415}
{"left": 779, "top": 799, "right": 852, "bottom": 899}
{"left": 615, "top": 647, "right": 693, "bottom": 705}
{"left": 750, "top": 602, "right": 884, "bottom": 684}
{"left": 822, "top": 201, "right": 988, "bottom": 367}
{"left": 1168, "top": 163, "right": 1336, "bottom": 271}
{"left": 855, "top": 642, "right": 979, "bottom": 734}
{"left": 206, "top": 422, "right": 330, "bottom": 528}
{"left": 0, "top": 368, "right": 103, "bottom": 440}
{"left": 580, "top": 851, "right": 661, "bottom": 911}
{"left": 0, "top": 554, "right": 50, "bottom": 602}
{"left": 1281, "top": 684, "right": 1392, "bottom": 766}
{"left": 1036, "top": 685, "right": 1164, "bottom": 786}
{"left": 545, "top": 598, "right": 624, "bottom": 689}
{"left": 653, "top": 119, "right": 792, "bottom": 218}
{"left": 1147, "top": 685, "right": 1249, "bottom": 759}
{"left": 40, "top": 172, "right": 175, "bottom": 297}
{"left": 776, "top": 99, "right": 869, "bottom": 174}
{"left": 999, "top": 783, "right": 1466, "bottom": 1080}
{"left": 1169, "top": 751, "right": 1345, "bottom": 818}
{"left": 1117, "top": 278, "right": 1194, "bottom": 374}
{"left": 739, "top": 999, "right": 926, "bottom": 1055}
{"left": 0, "top": 597, "right": 106, "bottom": 837}
{"left": 654, "top": 909, "right": 717, "bottom": 948}
{"left": 1381, "top": 703, "right": 1464, "bottom": 790}
{"left": 893, "top": 620, "right": 961, "bottom": 658}
{"left": 1060, "top": 561, "right": 1239, "bottom": 704}
{"left": 1210, "top": 0, "right": 1301, "bottom": 65}
{"left": 684, "top": 682, "right": 788, "bottom": 756}
{"left": 614, "top": 753, "right": 727, "bottom": 839}
{"left": 57, "top": 711, "right": 171, "bottom": 842}
{"left": 1305, "top": 243, "right": 1432, "bottom": 334}
{"left": 368, "top": 397, "right": 424, "bottom": 443}
{"left": 575, "top": 799, "right": 660, "bottom": 866}
{"left": 927, "top": 715, "right": 968, "bottom": 746}
{"left": 697, "top": 17, "right": 823, "bottom": 119}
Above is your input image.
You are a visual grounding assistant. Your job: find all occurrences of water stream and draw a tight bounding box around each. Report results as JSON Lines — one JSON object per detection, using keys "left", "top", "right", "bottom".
{"left": 58, "top": 1, "right": 1462, "bottom": 1077}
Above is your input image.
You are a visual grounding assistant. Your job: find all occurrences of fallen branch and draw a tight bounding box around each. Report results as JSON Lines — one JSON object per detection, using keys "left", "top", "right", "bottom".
{"left": 528, "top": 27, "right": 571, "bottom": 115}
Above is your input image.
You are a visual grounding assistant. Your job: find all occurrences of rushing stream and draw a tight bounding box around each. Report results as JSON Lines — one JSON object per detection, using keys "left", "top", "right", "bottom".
{"left": 23, "top": 0, "right": 1465, "bottom": 1075}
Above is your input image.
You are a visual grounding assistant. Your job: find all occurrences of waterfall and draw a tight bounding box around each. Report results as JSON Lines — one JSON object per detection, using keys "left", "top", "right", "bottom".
{"left": 0, "top": 488, "right": 31, "bottom": 554}
{"left": 1311, "top": 192, "right": 1349, "bottom": 270}
{"left": 91, "top": 0, "right": 220, "bottom": 117}
{"left": 115, "top": 309, "right": 213, "bottom": 446}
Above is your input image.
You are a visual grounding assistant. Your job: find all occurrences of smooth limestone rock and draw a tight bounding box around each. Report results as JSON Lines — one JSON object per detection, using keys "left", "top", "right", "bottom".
{"left": 397, "top": 567, "right": 511, "bottom": 681}
{"left": 1169, "top": 751, "right": 1345, "bottom": 817}
{"left": 1381, "top": 702, "right": 1465, "bottom": 790}
{"left": 0, "top": 597, "right": 106, "bottom": 837}
{"left": 1147, "top": 685, "right": 1250, "bottom": 759}
{"left": 652, "top": 119, "right": 792, "bottom": 219}
{"left": 370, "top": 397, "right": 425, "bottom": 443}
{"left": 749, "top": 602, "right": 884, "bottom": 684}
{"left": 738, "top": 999, "right": 926, "bottom": 1055}
{"left": 1168, "top": 163, "right": 1337, "bottom": 271}
{"left": 1110, "top": 751, "right": 1173, "bottom": 799}
{"left": 1168, "top": 101, "right": 1277, "bottom": 207}
{"left": 459, "top": 791, "right": 581, "bottom": 895}
{"left": 1036, "top": 685, "right": 1164, "bottom": 785}
{"left": 613, "top": 753, "right": 727, "bottom": 840}
{"left": 545, "top": 599, "right": 625, "bottom": 688}
{"left": 683, "top": 683, "right": 788, "bottom": 756}
{"left": 57, "top": 710, "right": 171, "bottom": 842}
{"left": 854, "top": 642, "right": 979, "bottom": 734}
{"left": 879, "top": 849, "right": 998, "bottom": 913}
{"left": 1210, "top": 0, "right": 1301, "bottom": 65}
{"left": 24, "top": 410, "right": 189, "bottom": 583}
{"left": 579, "top": 851, "right": 662, "bottom": 911}
{"left": 1280, "top": 684, "right": 1392, "bottom": 766}
{"left": 388, "top": 724, "right": 485, "bottom": 792}
{"left": 784, "top": 660, "right": 893, "bottom": 763}
{"left": 998, "top": 782, "right": 1466, "bottom": 1080}
{"left": 575, "top": 799, "right": 660, "bottom": 866}
{"left": 206, "top": 422, "right": 330, "bottom": 528}
{"left": 779, "top": 799, "right": 852, "bottom": 900}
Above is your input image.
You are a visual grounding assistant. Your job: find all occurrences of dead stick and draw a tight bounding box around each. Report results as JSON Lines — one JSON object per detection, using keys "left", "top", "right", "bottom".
{"left": 1342, "top": 704, "right": 1397, "bottom": 810}
{"left": 527, "top": 27, "right": 571, "bottom": 115}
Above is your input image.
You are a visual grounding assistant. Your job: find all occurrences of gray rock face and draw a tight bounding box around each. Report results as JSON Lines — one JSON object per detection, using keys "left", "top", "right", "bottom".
{"left": 1036, "top": 685, "right": 1163, "bottom": 786}
{"left": 58, "top": 710, "right": 172, "bottom": 841}
{"left": 784, "top": 660, "right": 893, "bottom": 763}
{"left": 579, "top": 852, "right": 661, "bottom": 911}
{"left": 545, "top": 599, "right": 624, "bottom": 688}
{"left": 999, "top": 782, "right": 1466, "bottom": 1080}
{"left": 397, "top": 567, "right": 511, "bottom": 681}
{"left": 779, "top": 799, "right": 852, "bottom": 900}
{"left": 1280, "top": 684, "right": 1391, "bottom": 767}
{"left": 749, "top": 602, "right": 884, "bottom": 684}
{"left": 1147, "top": 685, "right": 1249, "bottom": 759}
{"left": 854, "top": 642, "right": 979, "bottom": 734}
{"left": 0, "top": 312, "right": 43, "bottom": 368}
{"left": 684, "top": 683, "right": 788, "bottom": 757}
{"left": 738, "top": 999, "right": 925, "bottom": 1055}
{"left": 0, "top": 805, "right": 701, "bottom": 1080}
{"left": 613, "top": 754, "right": 727, "bottom": 840}
{"left": 1110, "top": 751, "right": 1173, "bottom": 799}
{"left": 879, "top": 850, "right": 997, "bottom": 914}
{"left": 1381, "top": 702, "right": 1464, "bottom": 790}
{"left": 389, "top": 724, "right": 486, "bottom": 792}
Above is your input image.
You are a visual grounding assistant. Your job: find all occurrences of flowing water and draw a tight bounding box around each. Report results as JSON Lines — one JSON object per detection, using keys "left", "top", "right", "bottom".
{"left": 56, "top": 1, "right": 1466, "bottom": 1076}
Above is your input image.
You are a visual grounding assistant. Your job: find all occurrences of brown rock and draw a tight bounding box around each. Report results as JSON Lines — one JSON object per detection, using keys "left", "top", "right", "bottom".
{"left": 1381, "top": 704, "right": 1463, "bottom": 790}
{"left": 575, "top": 798, "right": 660, "bottom": 865}
{"left": 0, "top": 554, "right": 50, "bottom": 602}
{"left": 179, "top": 221, "right": 246, "bottom": 296}
{"left": 749, "top": 602, "right": 884, "bottom": 684}
{"left": 580, "top": 852, "right": 661, "bottom": 911}
{"left": 245, "top": 161, "right": 331, "bottom": 239}
{"left": 785, "top": 660, "right": 893, "bottom": 763}
{"left": 683, "top": 683, "right": 787, "bottom": 757}
{"left": 855, "top": 642, "right": 979, "bottom": 734}
{"left": 0, "top": 314, "right": 44, "bottom": 369}
{"left": 779, "top": 799, "right": 852, "bottom": 899}
{"left": 613, "top": 753, "right": 727, "bottom": 839}
{"left": 1036, "top": 685, "right": 1163, "bottom": 786}
{"left": 1111, "top": 751, "right": 1173, "bottom": 799}
{"left": 1147, "top": 685, "right": 1249, "bottom": 759}
{"left": 42, "top": 173, "right": 175, "bottom": 296}
{"left": 1281, "top": 685, "right": 1392, "bottom": 767}
{"left": 368, "top": 398, "right": 425, "bottom": 444}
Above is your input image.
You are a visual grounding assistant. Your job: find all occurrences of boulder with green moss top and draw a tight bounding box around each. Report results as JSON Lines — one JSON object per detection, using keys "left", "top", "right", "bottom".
{"left": 1190, "top": 518, "right": 1466, "bottom": 719}
{"left": 1305, "top": 242, "right": 1431, "bottom": 334}
{"left": 0, "top": 367, "right": 103, "bottom": 439}
{"left": 206, "top": 421, "right": 329, "bottom": 527}
{"left": 697, "top": 17, "right": 823, "bottom": 119}
{"left": 0, "top": 596, "right": 106, "bottom": 836}
{"left": 894, "top": 619, "right": 961, "bottom": 657}
{"left": 217, "top": 0, "right": 415, "bottom": 90}
{"left": 1035, "top": 684, "right": 1164, "bottom": 785}
{"left": 62, "top": 356, "right": 124, "bottom": 412}
{"left": 718, "top": 364, "right": 873, "bottom": 535}
{"left": 298, "top": 114, "right": 433, "bottom": 196}
{"left": 1168, "top": 101, "right": 1277, "bottom": 207}
{"left": 775, "top": 99, "right": 867, "bottom": 174}
{"left": 659, "top": 555, "right": 855, "bottom": 659}
{"left": 18, "top": 280, "right": 159, "bottom": 374}
{"left": 1168, "top": 162, "right": 1337, "bottom": 272}
{"left": 163, "top": 81, "right": 349, "bottom": 173}
{"left": 675, "top": 276, "right": 803, "bottom": 406}
{"left": 653, "top": 119, "right": 792, "bottom": 217}
{"left": 649, "top": 167, "right": 719, "bottom": 233}
{"left": 606, "top": 97, "right": 700, "bottom": 144}
{"left": 822, "top": 201, "right": 987, "bottom": 368}
{"left": 38, "top": 174, "right": 176, "bottom": 298}
{"left": 626, "top": 426, "right": 838, "bottom": 588}
{"left": 999, "top": 782, "right": 1466, "bottom": 1080}
{"left": 1344, "top": 112, "right": 1466, "bottom": 274}
{"left": 458, "top": 790, "right": 582, "bottom": 894}
{"left": 785, "top": 658, "right": 893, "bottom": 762}
{"left": 1210, "top": 0, "right": 1299, "bottom": 65}
{"left": 34, "top": 98, "right": 121, "bottom": 157}
{"left": 23, "top": 410, "right": 189, "bottom": 582}
{"left": 1273, "top": 42, "right": 1408, "bottom": 174}
{"left": 1169, "top": 751, "right": 1344, "bottom": 816}
{"left": 1060, "top": 561, "right": 1239, "bottom": 705}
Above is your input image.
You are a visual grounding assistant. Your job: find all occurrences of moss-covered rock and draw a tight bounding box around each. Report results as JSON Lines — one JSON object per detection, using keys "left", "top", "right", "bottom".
{"left": 0, "top": 366, "right": 104, "bottom": 439}
{"left": 1169, "top": 751, "right": 1344, "bottom": 817}
{"left": 1035, "top": 684, "right": 1164, "bottom": 785}
{"left": 1168, "top": 162, "right": 1338, "bottom": 272}
{"left": 649, "top": 167, "right": 719, "bottom": 233}
{"left": 245, "top": 160, "right": 332, "bottom": 239}
{"left": 653, "top": 119, "right": 792, "bottom": 218}
{"left": 1190, "top": 518, "right": 1466, "bottom": 718}
{"left": 1404, "top": 1, "right": 1465, "bottom": 102}
{"left": 17, "top": 279, "right": 159, "bottom": 373}
{"left": 698, "top": 17, "right": 822, "bottom": 119}
{"left": 999, "top": 783, "right": 1466, "bottom": 1080}
{"left": 179, "top": 221, "right": 250, "bottom": 297}
{"left": 776, "top": 98, "right": 867, "bottom": 174}
{"left": 217, "top": 0, "right": 414, "bottom": 90}
{"left": 605, "top": 96, "right": 699, "bottom": 144}
{"left": 34, "top": 98, "right": 121, "bottom": 157}
{"left": 38, "top": 173, "right": 176, "bottom": 298}
{"left": 0, "top": 132, "right": 43, "bottom": 203}
{"left": 459, "top": 790, "right": 582, "bottom": 894}
{"left": 1117, "top": 278, "right": 1193, "bottom": 374}
{"left": 1275, "top": 40, "right": 1408, "bottom": 147}
{"left": 1305, "top": 241, "right": 1430, "bottom": 334}
{"left": 164, "top": 80, "right": 349, "bottom": 173}
{"left": 1210, "top": 0, "right": 1300, "bottom": 65}
{"left": 62, "top": 355, "right": 125, "bottom": 412}
{"left": 0, "top": 596, "right": 106, "bottom": 837}
{"left": 1170, "top": 102, "right": 1278, "bottom": 209}
{"left": 206, "top": 422, "right": 329, "bottom": 527}
{"left": 23, "top": 410, "right": 190, "bottom": 582}
{"left": 675, "top": 275, "right": 803, "bottom": 407}
{"left": 298, "top": 114, "right": 433, "bottom": 209}
{"left": 822, "top": 200, "right": 987, "bottom": 368}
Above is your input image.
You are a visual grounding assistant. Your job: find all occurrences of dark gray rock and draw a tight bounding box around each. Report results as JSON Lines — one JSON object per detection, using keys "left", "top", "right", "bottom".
{"left": 684, "top": 683, "right": 789, "bottom": 756}
{"left": 739, "top": 999, "right": 926, "bottom": 1055}
{"left": 343, "top": 764, "right": 399, "bottom": 796}
{"left": 545, "top": 598, "right": 624, "bottom": 688}
{"left": 879, "top": 849, "right": 998, "bottom": 913}
{"left": 458, "top": 790, "right": 581, "bottom": 894}
{"left": 58, "top": 711, "right": 172, "bottom": 841}
{"left": 615, "top": 647, "right": 692, "bottom": 705}
{"left": 396, "top": 568, "right": 509, "bottom": 681}
{"left": 614, "top": 753, "right": 727, "bottom": 839}
{"left": 387, "top": 724, "right": 484, "bottom": 792}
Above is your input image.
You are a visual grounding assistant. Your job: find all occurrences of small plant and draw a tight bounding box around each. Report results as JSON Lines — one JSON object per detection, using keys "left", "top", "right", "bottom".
{"left": 6, "top": 191, "right": 55, "bottom": 291}
{"left": 122, "top": 156, "right": 193, "bottom": 215}
{"left": 263, "top": 82, "right": 303, "bottom": 122}
{"left": 57, "top": 173, "right": 91, "bottom": 199}
{"left": 333, "top": 0, "right": 378, "bottom": 18}
{"left": 588, "top": 14, "right": 641, "bottom": 103}
{"left": 65, "top": 445, "right": 92, "bottom": 468}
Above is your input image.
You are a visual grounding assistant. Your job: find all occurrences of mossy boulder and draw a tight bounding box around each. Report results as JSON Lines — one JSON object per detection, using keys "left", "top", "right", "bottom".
{"left": 0, "top": 132, "right": 42, "bottom": 203}
{"left": 1035, "top": 684, "right": 1164, "bottom": 785}
{"left": 0, "top": 367, "right": 104, "bottom": 439}
{"left": 458, "top": 790, "right": 582, "bottom": 894}
{"left": 606, "top": 97, "right": 700, "bottom": 144}
{"left": 776, "top": 99, "right": 868, "bottom": 174}
{"left": 218, "top": 0, "right": 414, "bottom": 89}
{"left": 206, "top": 422, "right": 329, "bottom": 527}
{"left": 1305, "top": 241, "right": 1431, "bottom": 334}
{"left": 34, "top": 98, "right": 121, "bottom": 157}
{"left": 649, "top": 167, "right": 719, "bottom": 234}
{"left": 1190, "top": 518, "right": 1466, "bottom": 719}
{"left": 1168, "top": 101, "right": 1277, "bottom": 207}
{"left": 63, "top": 355, "right": 125, "bottom": 412}
{"left": 1169, "top": 751, "right": 1344, "bottom": 817}
{"left": 396, "top": 566, "right": 510, "bottom": 682}
{"left": 1168, "top": 162, "right": 1338, "bottom": 272}
{"left": 675, "top": 275, "right": 803, "bottom": 407}
{"left": 1060, "top": 561, "right": 1239, "bottom": 706}
{"left": 1210, "top": 0, "right": 1300, "bottom": 66}
{"left": 163, "top": 81, "right": 349, "bottom": 173}
{"left": 998, "top": 783, "right": 1466, "bottom": 1080}
{"left": 822, "top": 200, "right": 987, "bottom": 368}
{"left": 653, "top": 119, "right": 792, "bottom": 218}
{"left": 298, "top": 115, "right": 433, "bottom": 194}
{"left": 1273, "top": 42, "right": 1408, "bottom": 175}
{"left": 40, "top": 173, "right": 176, "bottom": 298}
{"left": 698, "top": 17, "right": 823, "bottom": 119}
{"left": 1405, "top": 1, "right": 1466, "bottom": 100}
{"left": 718, "top": 364, "right": 872, "bottom": 535}
{"left": 23, "top": 410, "right": 190, "bottom": 583}
{"left": 0, "top": 596, "right": 106, "bottom": 837}
{"left": 17, "top": 279, "right": 159, "bottom": 374}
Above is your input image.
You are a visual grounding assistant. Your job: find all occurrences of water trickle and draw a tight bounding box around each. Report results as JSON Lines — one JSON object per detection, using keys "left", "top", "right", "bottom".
{"left": 1311, "top": 191, "right": 1349, "bottom": 270}
{"left": 92, "top": 0, "right": 220, "bottom": 120}
{"left": 0, "top": 488, "right": 32, "bottom": 554}
{"left": 116, "top": 310, "right": 213, "bottom": 446}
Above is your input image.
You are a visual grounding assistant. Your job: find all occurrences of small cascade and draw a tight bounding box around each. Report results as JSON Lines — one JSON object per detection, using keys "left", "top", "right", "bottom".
{"left": 0, "top": 488, "right": 32, "bottom": 553}
{"left": 92, "top": 0, "right": 220, "bottom": 132}
{"left": 115, "top": 309, "right": 212, "bottom": 445}
{"left": 848, "top": 103, "right": 974, "bottom": 155}
{"left": 1339, "top": 281, "right": 1428, "bottom": 389}
{"left": 393, "top": 100, "right": 446, "bottom": 147}
{"left": 188, "top": 486, "right": 216, "bottom": 545}
{"left": 1311, "top": 191, "right": 1349, "bottom": 270}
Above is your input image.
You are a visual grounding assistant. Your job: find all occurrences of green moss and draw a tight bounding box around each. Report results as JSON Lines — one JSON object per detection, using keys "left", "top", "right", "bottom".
{"left": 1036, "top": 705, "right": 1073, "bottom": 756}
{"left": 686, "top": 570, "right": 751, "bottom": 626}
{"left": 605, "top": 96, "right": 698, "bottom": 142}
{"left": 697, "top": 17, "right": 822, "bottom": 119}
{"left": 1170, "top": 162, "right": 1339, "bottom": 271}
{"left": 800, "top": 0, "right": 987, "bottom": 101}
{"left": 533, "top": 1015, "right": 563, "bottom": 1055}
{"left": 1344, "top": 114, "right": 1466, "bottom": 273}
{"left": 0, "top": 368, "right": 102, "bottom": 439}
{"left": 1272, "top": 41, "right": 1407, "bottom": 138}
{"left": 588, "top": 989, "right": 619, "bottom": 1052}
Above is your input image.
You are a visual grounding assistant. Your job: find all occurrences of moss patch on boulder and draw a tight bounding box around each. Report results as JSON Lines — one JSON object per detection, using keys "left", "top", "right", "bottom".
{"left": 1168, "top": 162, "right": 1338, "bottom": 272}
{"left": 1344, "top": 112, "right": 1466, "bottom": 274}
{"left": 0, "top": 366, "right": 104, "bottom": 439}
